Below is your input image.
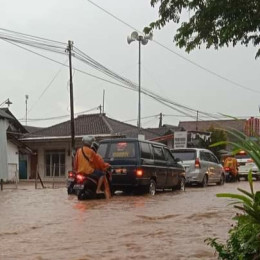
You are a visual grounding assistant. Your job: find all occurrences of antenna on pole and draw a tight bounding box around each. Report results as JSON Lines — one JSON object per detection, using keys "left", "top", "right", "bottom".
{"left": 102, "top": 89, "right": 105, "bottom": 114}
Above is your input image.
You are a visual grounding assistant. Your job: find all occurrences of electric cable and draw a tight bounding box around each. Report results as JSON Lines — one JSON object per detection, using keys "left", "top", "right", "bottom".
{"left": 85, "top": 0, "right": 260, "bottom": 95}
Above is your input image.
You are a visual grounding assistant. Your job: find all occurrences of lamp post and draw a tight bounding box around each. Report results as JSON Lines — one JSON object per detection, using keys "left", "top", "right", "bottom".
{"left": 127, "top": 31, "right": 152, "bottom": 133}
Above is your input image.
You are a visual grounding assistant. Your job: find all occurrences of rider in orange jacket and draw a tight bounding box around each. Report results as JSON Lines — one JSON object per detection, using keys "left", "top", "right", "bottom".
{"left": 74, "top": 136, "right": 110, "bottom": 194}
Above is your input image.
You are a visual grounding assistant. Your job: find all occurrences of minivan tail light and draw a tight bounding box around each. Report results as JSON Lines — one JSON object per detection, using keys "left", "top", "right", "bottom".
{"left": 136, "top": 169, "right": 143, "bottom": 177}
{"left": 195, "top": 158, "right": 201, "bottom": 168}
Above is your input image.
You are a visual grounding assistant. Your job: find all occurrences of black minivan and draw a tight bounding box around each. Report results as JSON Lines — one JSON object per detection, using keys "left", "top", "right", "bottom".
{"left": 98, "top": 138, "right": 185, "bottom": 195}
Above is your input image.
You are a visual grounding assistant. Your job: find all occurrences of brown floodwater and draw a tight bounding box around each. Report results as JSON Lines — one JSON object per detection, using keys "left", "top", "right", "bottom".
{"left": 1, "top": 180, "right": 259, "bottom": 260}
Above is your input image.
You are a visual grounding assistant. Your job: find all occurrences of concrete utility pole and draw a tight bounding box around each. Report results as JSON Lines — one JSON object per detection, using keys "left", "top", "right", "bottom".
{"left": 159, "top": 113, "right": 163, "bottom": 127}
{"left": 67, "top": 41, "right": 75, "bottom": 163}
{"left": 196, "top": 111, "right": 199, "bottom": 131}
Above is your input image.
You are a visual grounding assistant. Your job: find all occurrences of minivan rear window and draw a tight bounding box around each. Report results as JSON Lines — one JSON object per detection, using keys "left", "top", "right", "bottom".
{"left": 172, "top": 150, "right": 196, "bottom": 161}
{"left": 108, "top": 142, "right": 136, "bottom": 158}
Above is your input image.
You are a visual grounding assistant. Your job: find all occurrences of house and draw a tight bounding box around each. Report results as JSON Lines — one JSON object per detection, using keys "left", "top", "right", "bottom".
{"left": 0, "top": 108, "right": 31, "bottom": 181}
{"left": 178, "top": 118, "right": 260, "bottom": 151}
{"left": 178, "top": 119, "right": 247, "bottom": 133}
{"left": 20, "top": 113, "right": 159, "bottom": 180}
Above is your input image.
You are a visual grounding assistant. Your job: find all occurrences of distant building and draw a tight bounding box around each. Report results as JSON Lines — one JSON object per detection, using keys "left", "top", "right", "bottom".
{"left": 0, "top": 108, "right": 31, "bottom": 181}
{"left": 20, "top": 113, "right": 158, "bottom": 180}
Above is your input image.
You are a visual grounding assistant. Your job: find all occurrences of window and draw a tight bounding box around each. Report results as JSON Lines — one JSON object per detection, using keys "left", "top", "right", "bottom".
{"left": 153, "top": 146, "right": 165, "bottom": 161}
{"left": 45, "top": 150, "right": 65, "bottom": 177}
{"left": 140, "top": 142, "right": 152, "bottom": 159}
{"left": 172, "top": 150, "right": 196, "bottom": 161}
{"left": 200, "top": 151, "right": 211, "bottom": 162}
{"left": 164, "top": 149, "right": 175, "bottom": 164}
{"left": 108, "top": 142, "right": 136, "bottom": 158}
{"left": 98, "top": 143, "right": 108, "bottom": 158}
{"left": 209, "top": 153, "right": 219, "bottom": 164}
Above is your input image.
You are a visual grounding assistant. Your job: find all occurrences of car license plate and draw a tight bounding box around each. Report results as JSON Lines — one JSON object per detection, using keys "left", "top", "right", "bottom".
{"left": 73, "top": 184, "right": 84, "bottom": 190}
{"left": 114, "top": 168, "right": 127, "bottom": 174}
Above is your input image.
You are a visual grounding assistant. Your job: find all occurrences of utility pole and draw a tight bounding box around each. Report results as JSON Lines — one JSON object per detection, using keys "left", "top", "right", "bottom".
{"left": 25, "top": 95, "right": 29, "bottom": 125}
{"left": 159, "top": 113, "right": 162, "bottom": 127}
{"left": 67, "top": 41, "right": 75, "bottom": 162}
{"left": 196, "top": 110, "right": 199, "bottom": 131}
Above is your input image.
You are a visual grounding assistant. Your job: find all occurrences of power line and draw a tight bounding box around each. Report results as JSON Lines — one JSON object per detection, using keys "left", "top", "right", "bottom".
{"left": 1, "top": 29, "right": 233, "bottom": 122}
{"left": 27, "top": 58, "right": 68, "bottom": 115}
{"left": 19, "top": 106, "right": 100, "bottom": 122}
{"left": 3, "top": 36, "right": 221, "bottom": 122}
{"left": 85, "top": 0, "right": 260, "bottom": 95}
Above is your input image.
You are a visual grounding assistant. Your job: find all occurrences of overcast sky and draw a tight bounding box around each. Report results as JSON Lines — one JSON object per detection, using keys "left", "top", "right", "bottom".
{"left": 1, "top": 0, "right": 260, "bottom": 128}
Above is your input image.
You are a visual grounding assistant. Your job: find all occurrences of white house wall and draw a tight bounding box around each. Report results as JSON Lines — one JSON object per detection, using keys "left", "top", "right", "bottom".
{"left": 0, "top": 119, "right": 9, "bottom": 181}
{"left": 7, "top": 141, "right": 19, "bottom": 181}
{"left": 26, "top": 141, "right": 71, "bottom": 180}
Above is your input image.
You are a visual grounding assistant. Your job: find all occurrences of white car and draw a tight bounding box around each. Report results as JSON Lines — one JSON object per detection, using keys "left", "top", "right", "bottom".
{"left": 235, "top": 152, "right": 260, "bottom": 180}
{"left": 171, "top": 148, "right": 225, "bottom": 187}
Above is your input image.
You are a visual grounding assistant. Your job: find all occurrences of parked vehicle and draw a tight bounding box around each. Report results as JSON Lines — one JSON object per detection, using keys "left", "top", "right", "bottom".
{"left": 171, "top": 148, "right": 225, "bottom": 187}
{"left": 98, "top": 138, "right": 186, "bottom": 195}
{"left": 73, "top": 171, "right": 112, "bottom": 200}
{"left": 235, "top": 150, "right": 260, "bottom": 180}
{"left": 67, "top": 170, "right": 77, "bottom": 194}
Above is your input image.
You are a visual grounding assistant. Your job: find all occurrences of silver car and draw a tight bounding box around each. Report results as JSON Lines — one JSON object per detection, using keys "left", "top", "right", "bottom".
{"left": 171, "top": 148, "right": 225, "bottom": 187}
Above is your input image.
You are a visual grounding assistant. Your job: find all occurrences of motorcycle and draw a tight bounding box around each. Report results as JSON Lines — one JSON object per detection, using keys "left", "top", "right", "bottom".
{"left": 224, "top": 167, "right": 239, "bottom": 182}
{"left": 73, "top": 170, "right": 112, "bottom": 200}
{"left": 67, "top": 170, "right": 77, "bottom": 194}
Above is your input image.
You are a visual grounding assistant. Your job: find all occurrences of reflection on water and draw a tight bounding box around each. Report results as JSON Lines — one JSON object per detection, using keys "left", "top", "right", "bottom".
{"left": 1, "top": 181, "right": 259, "bottom": 260}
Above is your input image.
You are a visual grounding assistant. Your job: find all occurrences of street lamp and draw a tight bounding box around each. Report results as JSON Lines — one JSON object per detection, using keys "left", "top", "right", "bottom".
{"left": 127, "top": 31, "right": 152, "bottom": 133}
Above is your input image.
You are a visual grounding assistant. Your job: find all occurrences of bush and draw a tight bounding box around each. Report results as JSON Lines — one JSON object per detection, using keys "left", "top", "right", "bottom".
{"left": 206, "top": 129, "right": 260, "bottom": 259}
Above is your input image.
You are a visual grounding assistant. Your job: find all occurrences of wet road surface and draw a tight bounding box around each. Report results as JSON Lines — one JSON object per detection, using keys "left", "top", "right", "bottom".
{"left": 1, "top": 181, "right": 259, "bottom": 260}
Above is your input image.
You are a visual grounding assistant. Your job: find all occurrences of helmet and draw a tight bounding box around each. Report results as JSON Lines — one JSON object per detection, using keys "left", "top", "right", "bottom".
{"left": 82, "top": 135, "right": 94, "bottom": 146}
{"left": 91, "top": 142, "right": 99, "bottom": 152}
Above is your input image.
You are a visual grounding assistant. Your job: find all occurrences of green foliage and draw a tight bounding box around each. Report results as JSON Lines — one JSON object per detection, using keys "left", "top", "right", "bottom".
{"left": 196, "top": 126, "right": 226, "bottom": 159}
{"left": 145, "top": 0, "right": 260, "bottom": 58}
{"left": 206, "top": 172, "right": 260, "bottom": 259}
{"left": 205, "top": 127, "right": 260, "bottom": 259}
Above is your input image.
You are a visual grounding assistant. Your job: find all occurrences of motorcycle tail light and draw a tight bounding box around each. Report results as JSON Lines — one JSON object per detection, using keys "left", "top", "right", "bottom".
{"left": 68, "top": 171, "right": 75, "bottom": 178}
{"left": 224, "top": 167, "right": 230, "bottom": 171}
{"left": 76, "top": 174, "right": 85, "bottom": 182}
{"left": 136, "top": 169, "right": 143, "bottom": 177}
{"left": 195, "top": 158, "right": 201, "bottom": 168}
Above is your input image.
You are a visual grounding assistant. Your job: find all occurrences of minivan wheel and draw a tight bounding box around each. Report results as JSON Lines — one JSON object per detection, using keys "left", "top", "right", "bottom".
{"left": 177, "top": 177, "right": 185, "bottom": 191}
{"left": 148, "top": 180, "right": 156, "bottom": 196}
{"left": 201, "top": 175, "right": 208, "bottom": 187}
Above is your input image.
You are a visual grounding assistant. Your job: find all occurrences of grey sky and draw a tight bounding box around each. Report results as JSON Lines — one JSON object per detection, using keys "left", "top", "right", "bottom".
{"left": 1, "top": 0, "right": 259, "bottom": 128}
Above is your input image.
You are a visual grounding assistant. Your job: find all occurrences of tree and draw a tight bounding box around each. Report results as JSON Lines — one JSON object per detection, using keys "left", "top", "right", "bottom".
{"left": 144, "top": 0, "right": 260, "bottom": 58}
{"left": 196, "top": 126, "right": 227, "bottom": 159}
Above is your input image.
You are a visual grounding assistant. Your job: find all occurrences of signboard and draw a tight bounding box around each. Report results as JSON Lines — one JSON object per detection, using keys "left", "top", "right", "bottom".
{"left": 174, "top": 131, "right": 187, "bottom": 149}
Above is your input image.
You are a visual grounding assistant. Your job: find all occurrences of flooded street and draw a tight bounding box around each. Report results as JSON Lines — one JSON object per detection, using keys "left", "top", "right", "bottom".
{"left": 1, "top": 181, "right": 259, "bottom": 260}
